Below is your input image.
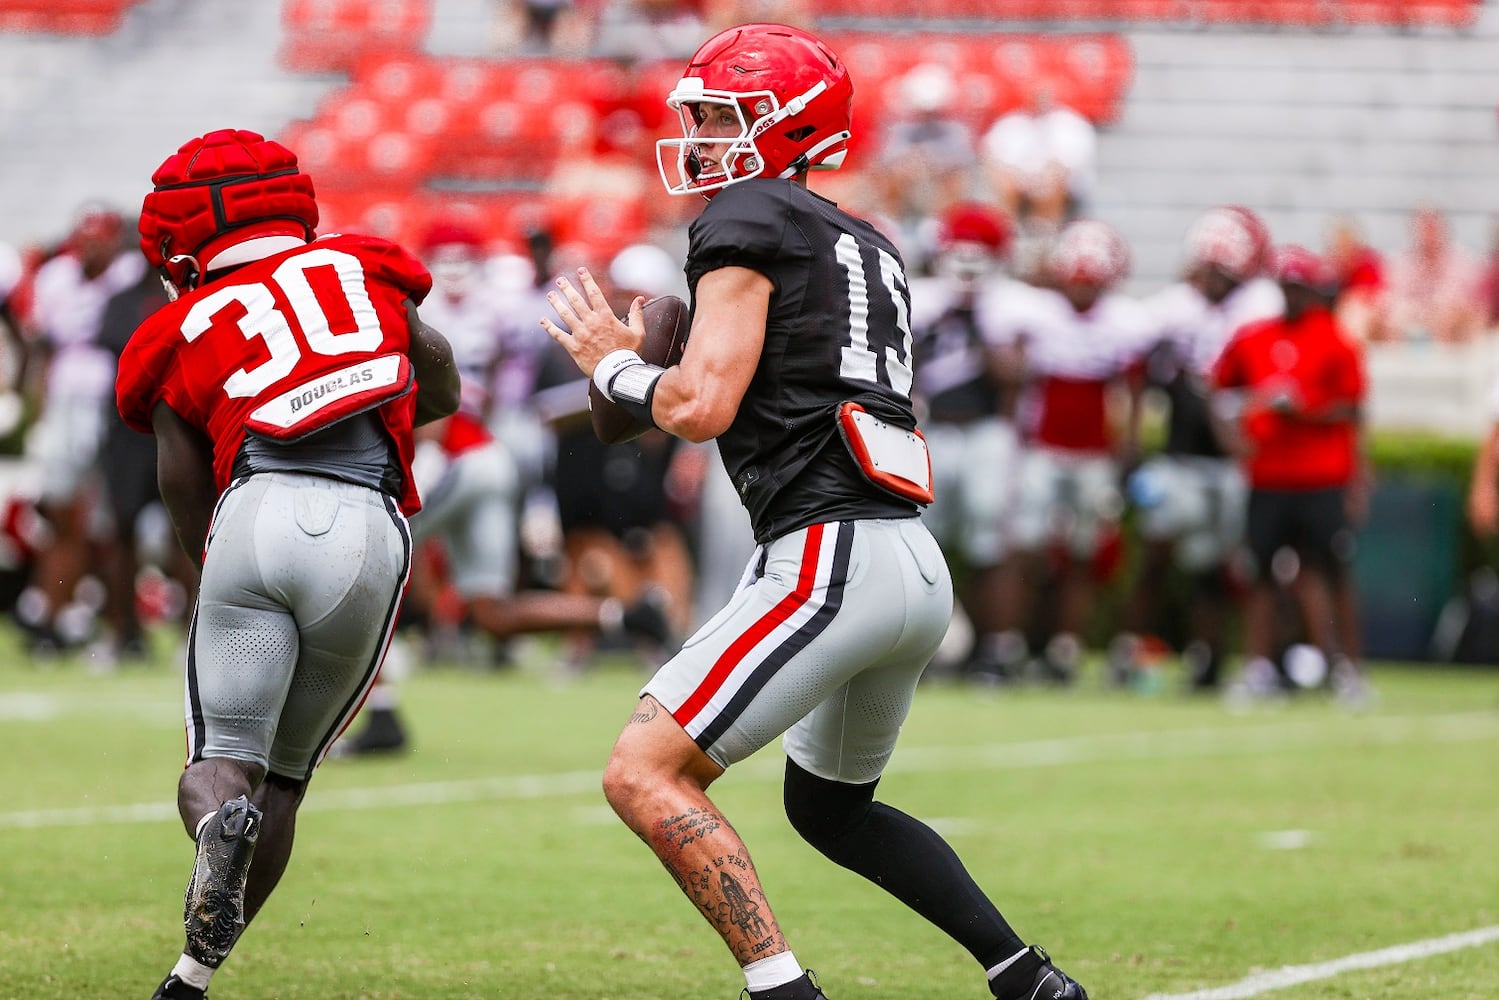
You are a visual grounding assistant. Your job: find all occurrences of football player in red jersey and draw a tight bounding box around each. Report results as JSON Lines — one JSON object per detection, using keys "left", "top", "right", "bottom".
{"left": 116, "top": 129, "right": 459, "bottom": 1000}
{"left": 541, "top": 24, "right": 1087, "bottom": 1000}
{"left": 1212, "top": 245, "right": 1370, "bottom": 706}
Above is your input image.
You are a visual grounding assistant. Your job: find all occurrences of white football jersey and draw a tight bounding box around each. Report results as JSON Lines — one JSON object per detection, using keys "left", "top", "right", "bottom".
{"left": 979, "top": 283, "right": 1156, "bottom": 380}
{"left": 1144, "top": 276, "right": 1283, "bottom": 378}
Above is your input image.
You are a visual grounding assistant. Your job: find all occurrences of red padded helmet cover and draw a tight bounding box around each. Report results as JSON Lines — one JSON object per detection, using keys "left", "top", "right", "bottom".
{"left": 139, "top": 129, "right": 318, "bottom": 270}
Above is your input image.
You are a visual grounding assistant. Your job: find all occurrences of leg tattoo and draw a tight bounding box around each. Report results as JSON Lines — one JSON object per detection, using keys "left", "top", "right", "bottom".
{"left": 651, "top": 808, "right": 785, "bottom": 963}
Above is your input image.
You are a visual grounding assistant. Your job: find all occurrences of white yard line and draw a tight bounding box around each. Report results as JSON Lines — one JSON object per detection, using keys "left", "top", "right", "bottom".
{"left": 0, "top": 690, "right": 176, "bottom": 720}
{"left": 1, "top": 710, "right": 1493, "bottom": 832}
{"left": 1142, "top": 924, "right": 1499, "bottom": 999}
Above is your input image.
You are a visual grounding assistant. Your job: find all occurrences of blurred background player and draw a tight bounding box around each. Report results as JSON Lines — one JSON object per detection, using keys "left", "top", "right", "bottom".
{"left": 985, "top": 218, "right": 1152, "bottom": 684}
{"left": 873, "top": 61, "right": 980, "bottom": 267}
{"left": 908, "top": 201, "right": 1027, "bottom": 680}
{"left": 94, "top": 250, "right": 199, "bottom": 664}
{"left": 340, "top": 226, "right": 677, "bottom": 755}
{"left": 116, "top": 128, "right": 461, "bottom": 1000}
{"left": 1212, "top": 244, "right": 1371, "bottom": 707}
{"left": 1112, "top": 205, "right": 1281, "bottom": 691}
{"left": 979, "top": 83, "right": 1097, "bottom": 244}
{"left": 531, "top": 242, "right": 695, "bottom": 655}
{"left": 16, "top": 204, "right": 144, "bottom": 652}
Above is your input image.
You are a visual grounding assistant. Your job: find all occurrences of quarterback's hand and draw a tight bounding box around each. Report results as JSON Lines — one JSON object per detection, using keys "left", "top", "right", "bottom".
{"left": 540, "top": 268, "right": 645, "bottom": 379}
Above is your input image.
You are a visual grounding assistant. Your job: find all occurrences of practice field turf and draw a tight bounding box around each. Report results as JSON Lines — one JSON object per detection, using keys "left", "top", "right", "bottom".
{"left": 0, "top": 631, "right": 1495, "bottom": 1000}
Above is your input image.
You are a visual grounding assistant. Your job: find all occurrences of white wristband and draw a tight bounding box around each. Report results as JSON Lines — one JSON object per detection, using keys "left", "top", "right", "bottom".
{"left": 593, "top": 349, "right": 644, "bottom": 401}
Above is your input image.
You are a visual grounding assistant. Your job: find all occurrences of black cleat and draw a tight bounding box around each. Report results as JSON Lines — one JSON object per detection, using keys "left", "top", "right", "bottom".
{"left": 620, "top": 588, "right": 676, "bottom": 648}
{"left": 184, "top": 795, "right": 261, "bottom": 968}
{"left": 152, "top": 975, "right": 206, "bottom": 1000}
{"left": 741, "top": 969, "right": 830, "bottom": 1000}
{"left": 337, "top": 706, "right": 409, "bottom": 756}
{"left": 990, "top": 946, "right": 1088, "bottom": 1000}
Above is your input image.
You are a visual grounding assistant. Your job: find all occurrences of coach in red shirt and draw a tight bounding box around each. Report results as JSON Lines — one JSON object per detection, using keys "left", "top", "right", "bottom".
{"left": 1213, "top": 245, "right": 1369, "bottom": 702}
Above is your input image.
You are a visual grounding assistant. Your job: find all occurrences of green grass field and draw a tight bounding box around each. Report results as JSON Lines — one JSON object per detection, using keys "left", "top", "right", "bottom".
{"left": 0, "top": 629, "right": 1496, "bottom": 1000}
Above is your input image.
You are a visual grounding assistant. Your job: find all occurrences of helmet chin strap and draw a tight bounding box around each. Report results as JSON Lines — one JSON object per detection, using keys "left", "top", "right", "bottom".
{"left": 159, "top": 254, "right": 201, "bottom": 301}
{"left": 778, "top": 130, "right": 852, "bottom": 178}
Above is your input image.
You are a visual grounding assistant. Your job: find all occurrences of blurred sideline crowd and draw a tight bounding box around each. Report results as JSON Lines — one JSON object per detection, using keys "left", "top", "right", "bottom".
{"left": 2, "top": 4, "right": 1499, "bottom": 741}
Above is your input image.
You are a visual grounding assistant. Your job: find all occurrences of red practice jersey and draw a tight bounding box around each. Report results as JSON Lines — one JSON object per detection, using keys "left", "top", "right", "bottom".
{"left": 1213, "top": 306, "right": 1366, "bottom": 490}
{"left": 116, "top": 233, "right": 433, "bottom": 513}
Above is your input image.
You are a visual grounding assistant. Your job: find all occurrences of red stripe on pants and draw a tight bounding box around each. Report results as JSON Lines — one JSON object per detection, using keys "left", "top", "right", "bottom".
{"left": 673, "top": 523, "right": 825, "bottom": 727}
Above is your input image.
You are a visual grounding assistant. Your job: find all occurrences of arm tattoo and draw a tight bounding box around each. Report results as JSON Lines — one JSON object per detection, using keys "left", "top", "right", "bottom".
{"left": 629, "top": 700, "right": 659, "bottom": 726}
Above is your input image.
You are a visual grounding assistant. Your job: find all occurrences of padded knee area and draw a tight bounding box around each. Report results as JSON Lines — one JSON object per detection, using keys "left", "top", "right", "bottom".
{"left": 784, "top": 758, "right": 877, "bottom": 853}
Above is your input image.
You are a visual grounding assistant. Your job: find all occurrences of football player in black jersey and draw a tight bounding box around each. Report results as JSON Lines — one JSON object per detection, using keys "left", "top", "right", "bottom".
{"left": 541, "top": 23, "right": 1088, "bottom": 1000}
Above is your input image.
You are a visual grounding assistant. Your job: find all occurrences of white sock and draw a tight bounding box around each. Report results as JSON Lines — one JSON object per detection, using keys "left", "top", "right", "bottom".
{"left": 194, "top": 811, "right": 216, "bottom": 838}
{"left": 743, "top": 951, "right": 804, "bottom": 992}
{"left": 171, "top": 953, "right": 215, "bottom": 990}
{"left": 986, "top": 946, "right": 1031, "bottom": 982}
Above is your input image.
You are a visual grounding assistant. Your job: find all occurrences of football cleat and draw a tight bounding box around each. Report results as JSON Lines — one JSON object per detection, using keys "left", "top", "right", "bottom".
{"left": 989, "top": 946, "right": 1088, "bottom": 1000}
{"left": 184, "top": 795, "right": 262, "bottom": 968}
{"left": 741, "top": 969, "right": 830, "bottom": 1000}
{"left": 620, "top": 588, "right": 676, "bottom": 648}
{"left": 151, "top": 974, "right": 207, "bottom": 1000}
{"left": 335, "top": 706, "right": 410, "bottom": 757}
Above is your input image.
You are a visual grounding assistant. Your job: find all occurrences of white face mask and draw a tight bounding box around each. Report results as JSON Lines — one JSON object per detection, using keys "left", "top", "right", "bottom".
{"left": 937, "top": 242, "right": 998, "bottom": 287}
{"left": 428, "top": 247, "right": 480, "bottom": 297}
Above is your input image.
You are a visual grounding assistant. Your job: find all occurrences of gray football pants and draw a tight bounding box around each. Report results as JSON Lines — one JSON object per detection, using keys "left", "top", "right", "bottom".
{"left": 185, "top": 472, "right": 411, "bottom": 782}
{"left": 643, "top": 517, "right": 954, "bottom": 784}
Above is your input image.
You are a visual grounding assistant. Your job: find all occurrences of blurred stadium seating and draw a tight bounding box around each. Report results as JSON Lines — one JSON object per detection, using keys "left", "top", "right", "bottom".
{"left": 0, "top": 0, "right": 1493, "bottom": 337}
{"left": 277, "top": 0, "right": 432, "bottom": 72}
{"left": 0, "top": 0, "right": 143, "bottom": 35}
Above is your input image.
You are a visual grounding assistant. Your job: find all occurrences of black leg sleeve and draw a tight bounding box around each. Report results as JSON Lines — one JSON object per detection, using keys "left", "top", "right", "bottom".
{"left": 783, "top": 758, "right": 1024, "bottom": 968}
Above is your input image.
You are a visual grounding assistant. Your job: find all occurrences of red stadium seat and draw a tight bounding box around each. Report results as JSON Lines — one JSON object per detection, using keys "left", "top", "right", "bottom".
{"left": 278, "top": 0, "right": 431, "bottom": 73}
{"left": 1336, "top": 0, "right": 1478, "bottom": 26}
{"left": 354, "top": 53, "right": 441, "bottom": 105}
{"left": 832, "top": 32, "right": 1132, "bottom": 137}
{"left": 546, "top": 193, "right": 649, "bottom": 262}
{"left": 312, "top": 188, "right": 430, "bottom": 247}
{"left": 0, "top": 0, "right": 139, "bottom": 35}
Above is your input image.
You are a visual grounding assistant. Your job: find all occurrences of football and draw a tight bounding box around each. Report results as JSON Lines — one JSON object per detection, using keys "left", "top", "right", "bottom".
{"left": 589, "top": 294, "right": 690, "bottom": 445}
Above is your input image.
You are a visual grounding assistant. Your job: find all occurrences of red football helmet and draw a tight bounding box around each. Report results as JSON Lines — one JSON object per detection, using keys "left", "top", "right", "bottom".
{"left": 1048, "top": 219, "right": 1131, "bottom": 288}
{"left": 1184, "top": 206, "right": 1265, "bottom": 282}
{"left": 1227, "top": 205, "right": 1271, "bottom": 273}
{"left": 937, "top": 202, "right": 1012, "bottom": 256}
{"left": 421, "top": 218, "right": 486, "bottom": 298}
{"left": 1269, "top": 244, "right": 1334, "bottom": 289}
{"left": 139, "top": 129, "right": 318, "bottom": 296}
{"left": 934, "top": 202, "right": 1012, "bottom": 284}
{"left": 656, "top": 23, "right": 854, "bottom": 197}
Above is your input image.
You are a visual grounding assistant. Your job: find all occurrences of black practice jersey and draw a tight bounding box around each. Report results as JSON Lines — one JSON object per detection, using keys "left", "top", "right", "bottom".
{"left": 911, "top": 293, "right": 1006, "bottom": 424}
{"left": 1144, "top": 340, "right": 1227, "bottom": 459}
{"left": 686, "top": 179, "right": 923, "bottom": 544}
